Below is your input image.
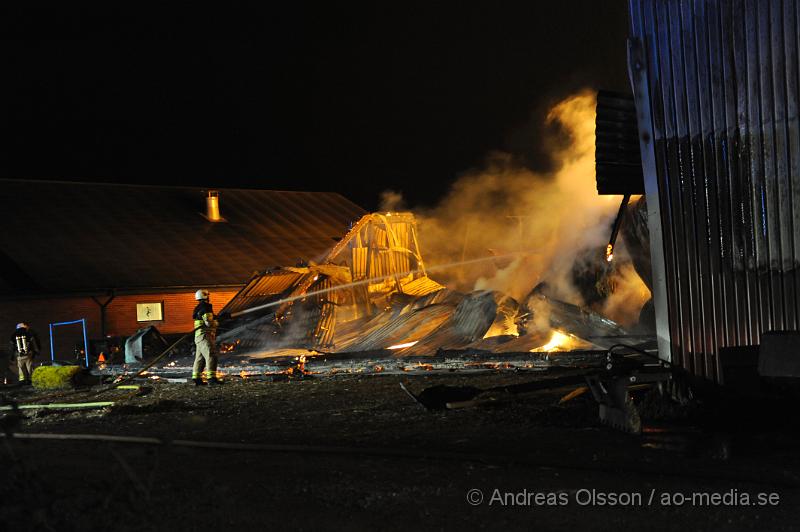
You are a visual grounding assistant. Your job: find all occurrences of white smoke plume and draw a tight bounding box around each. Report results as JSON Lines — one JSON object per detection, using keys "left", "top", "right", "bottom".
{"left": 395, "top": 90, "right": 651, "bottom": 325}
{"left": 378, "top": 189, "right": 406, "bottom": 212}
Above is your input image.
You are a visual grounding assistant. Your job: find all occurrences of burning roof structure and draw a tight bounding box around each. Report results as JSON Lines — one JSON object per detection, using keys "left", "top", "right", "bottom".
{"left": 218, "top": 211, "right": 647, "bottom": 358}
{"left": 219, "top": 212, "right": 444, "bottom": 350}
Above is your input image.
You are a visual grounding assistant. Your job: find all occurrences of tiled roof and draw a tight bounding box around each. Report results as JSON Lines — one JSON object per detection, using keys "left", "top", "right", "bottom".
{"left": 0, "top": 179, "right": 365, "bottom": 295}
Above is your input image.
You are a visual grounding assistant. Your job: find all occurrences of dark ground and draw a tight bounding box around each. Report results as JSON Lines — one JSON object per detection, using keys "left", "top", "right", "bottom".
{"left": 1, "top": 370, "right": 799, "bottom": 532}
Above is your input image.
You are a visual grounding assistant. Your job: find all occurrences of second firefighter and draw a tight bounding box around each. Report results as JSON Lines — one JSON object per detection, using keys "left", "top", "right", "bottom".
{"left": 10, "top": 323, "right": 40, "bottom": 385}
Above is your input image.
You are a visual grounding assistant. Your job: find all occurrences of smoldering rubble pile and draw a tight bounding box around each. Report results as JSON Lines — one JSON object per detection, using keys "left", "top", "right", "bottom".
{"left": 217, "top": 208, "right": 653, "bottom": 359}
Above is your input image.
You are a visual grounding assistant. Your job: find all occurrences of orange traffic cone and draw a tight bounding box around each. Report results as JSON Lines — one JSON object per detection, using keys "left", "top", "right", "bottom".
{"left": 98, "top": 353, "right": 106, "bottom": 363}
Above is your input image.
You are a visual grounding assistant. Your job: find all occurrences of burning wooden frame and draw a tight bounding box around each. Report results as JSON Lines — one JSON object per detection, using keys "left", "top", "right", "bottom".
{"left": 218, "top": 212, "right": 444, "bottom": 351}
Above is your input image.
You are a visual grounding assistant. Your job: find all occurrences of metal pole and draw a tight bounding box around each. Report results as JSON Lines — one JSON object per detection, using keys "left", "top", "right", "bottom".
{"left": 628, "top": 36, "right": 672, "bottom": 364}
{"left": 81, "top": 319, "right": 89, "bottom": 367}
{"left": 605, "top": 194, "right": 631, "bottom": 262}
{"left": 49, "top": 323, "right": 55, "bottom": 362}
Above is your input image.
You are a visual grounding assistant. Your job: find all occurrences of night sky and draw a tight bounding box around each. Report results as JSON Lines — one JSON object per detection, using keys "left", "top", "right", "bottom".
{"left": 1, "top": 3, "right": 630, "bottom": 210}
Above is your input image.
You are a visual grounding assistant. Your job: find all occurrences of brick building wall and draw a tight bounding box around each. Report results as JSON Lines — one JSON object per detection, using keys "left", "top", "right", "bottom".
{"left": 0, "top": 288, "right": 239, "bottom": 359}
{"left": 104, "top": 290, "right": 240, "bottom": 337}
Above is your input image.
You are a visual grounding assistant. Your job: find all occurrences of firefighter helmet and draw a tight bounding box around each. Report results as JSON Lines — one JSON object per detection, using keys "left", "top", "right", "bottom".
{"left": 194, "top": 289, "right": 210, "bottom": 300}
{"left": 16, "top": 322, "right": 28, "bottom": 329}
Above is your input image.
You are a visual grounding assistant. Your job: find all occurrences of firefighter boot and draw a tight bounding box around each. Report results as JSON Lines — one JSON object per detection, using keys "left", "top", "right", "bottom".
{"left": 208, "top": 376, "right": 224, "bottom": 385}
{"left": 193, "top": 378, "right": 207, "bottom": 386}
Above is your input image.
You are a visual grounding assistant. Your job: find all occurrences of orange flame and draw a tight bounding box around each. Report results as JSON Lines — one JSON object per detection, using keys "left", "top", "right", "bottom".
{"left": 531, "top": 330, "right": 579, "bottom": 352}
{"left": 605, "top": 243, "right": 614, "bottom": 262}
{"left": 387, "top": 341, "right": 419, "bottom": 350}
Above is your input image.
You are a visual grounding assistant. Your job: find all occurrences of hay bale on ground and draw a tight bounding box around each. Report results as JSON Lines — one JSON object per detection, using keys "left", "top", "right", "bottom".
{"left": 31, "top": 366, "right": 82, "bottom": 389}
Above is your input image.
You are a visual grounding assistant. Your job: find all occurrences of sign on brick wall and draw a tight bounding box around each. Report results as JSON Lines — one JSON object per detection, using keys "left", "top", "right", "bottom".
{"left": 136, "top": 302, "right": 164, "bottom": 322}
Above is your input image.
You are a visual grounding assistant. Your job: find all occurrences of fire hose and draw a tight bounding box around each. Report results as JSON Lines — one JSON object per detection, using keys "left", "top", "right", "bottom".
{"left": 2, "top": 431, "right": 797, "bottom": 488}
{"left": 20, "top": 317, "right": 232, "bottom": 404}
{"left": 88, "top": 326, "right": 201, "bottom": 396}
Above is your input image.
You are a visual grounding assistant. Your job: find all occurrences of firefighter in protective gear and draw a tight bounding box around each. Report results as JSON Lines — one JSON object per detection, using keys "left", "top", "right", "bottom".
{"left": 10, "top": 323, "right": 40, "bottom": 385}
{"left": 192, "top": 289, "right": 222, "bottom": 385}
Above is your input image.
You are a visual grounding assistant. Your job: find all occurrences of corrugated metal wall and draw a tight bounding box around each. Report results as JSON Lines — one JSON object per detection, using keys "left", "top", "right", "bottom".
{"left": 629, "top": 0, "right": 800, "bottom": 380}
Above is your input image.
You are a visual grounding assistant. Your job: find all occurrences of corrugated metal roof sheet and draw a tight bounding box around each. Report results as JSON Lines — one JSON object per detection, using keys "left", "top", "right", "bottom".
{"left": 221, "top": 270, "right": 306, "bottom": 315}
{"left": 337, "top": 305, "right": 455, "bottom": 352}
{"left": 629, "top": 0, "right": 800, "bottom": 380}
{"left": 399, "top": 276, "right": 446, "bottom": 297}
{"left": 0, "top": 179, "right": 365, "bottom": 295}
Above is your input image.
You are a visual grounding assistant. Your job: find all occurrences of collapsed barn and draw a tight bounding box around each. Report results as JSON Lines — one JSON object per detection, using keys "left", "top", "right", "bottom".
{"left": 217, "top": 210, "right": 650, "bottom": 359}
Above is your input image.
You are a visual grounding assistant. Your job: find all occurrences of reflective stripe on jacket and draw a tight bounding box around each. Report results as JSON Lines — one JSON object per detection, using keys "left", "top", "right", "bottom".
{"left": 192, "top": 302, "right": 217, "bottom": 340}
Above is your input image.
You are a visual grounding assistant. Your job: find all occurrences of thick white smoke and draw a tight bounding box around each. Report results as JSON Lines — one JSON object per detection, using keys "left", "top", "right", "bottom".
{"left": 396, "top": 90, "right": 650, "bottom": 325}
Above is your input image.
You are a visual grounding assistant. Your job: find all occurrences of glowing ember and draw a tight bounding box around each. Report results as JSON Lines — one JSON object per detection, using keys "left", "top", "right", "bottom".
{"left": 387, "top": 341, "right": 419, "bottom": 350}
{"left": 466, "top": 362, "right": 515, "bottom": 370}
{"left": 219, "top": 339, "right": 241, "bottom": 353}
{"left": 531, "top": 330, "right": 576, "bottom": 352}
{"left": 286, "top": 355, "right": 309, "bottom": 377}
{"left": 606, "top": 243, "right": 614, "bottom": 262}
